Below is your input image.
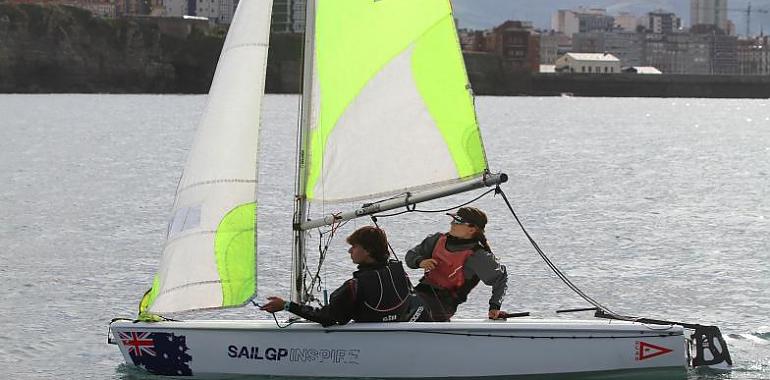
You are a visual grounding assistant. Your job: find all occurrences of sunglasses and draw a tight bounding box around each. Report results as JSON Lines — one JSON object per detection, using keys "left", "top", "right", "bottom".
{"left": 448, "top": 214, "right": 474, "bottom": 227}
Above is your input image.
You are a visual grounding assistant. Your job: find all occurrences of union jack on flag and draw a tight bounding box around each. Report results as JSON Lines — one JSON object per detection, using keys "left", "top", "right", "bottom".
{"left": 119, "top": 331, "right": 156, "bottom": 357}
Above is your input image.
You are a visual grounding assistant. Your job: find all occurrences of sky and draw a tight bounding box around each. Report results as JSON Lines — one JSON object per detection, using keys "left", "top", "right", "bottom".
{"left": 450, "top": 0, "right": 770, "bottom": 36}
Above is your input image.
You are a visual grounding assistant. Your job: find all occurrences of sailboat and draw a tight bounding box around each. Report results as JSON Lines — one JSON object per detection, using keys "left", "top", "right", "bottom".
{"left": 109, "top": 0, "right": 732, "bottom": 377}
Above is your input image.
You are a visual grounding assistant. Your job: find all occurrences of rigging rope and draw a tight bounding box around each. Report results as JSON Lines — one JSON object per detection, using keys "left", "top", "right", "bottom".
{"left": 370, "top": 188, "right": 500, "bottom": 264}
{"left": 370, "top": 216, "right": 402, "bottom": 262}
{"left": 493, "top": 186, "right": 622, "bottom": 318}
{"left": 301, "top": 215, "right": 349, "bottom": 306}
{"left": 374, "top": 188, "right": 496, "bottom": 218}
{"left": 251, "top": 301, "right": 302, "bottom": 328}
{"left": 324, "top": 329, "right": 679, "bottom": 339}
{"left": 369, "top": 185, "right": 624, "bottom": 320}
{"left": 297, "top": 183, "right": 625, "bottom": 321}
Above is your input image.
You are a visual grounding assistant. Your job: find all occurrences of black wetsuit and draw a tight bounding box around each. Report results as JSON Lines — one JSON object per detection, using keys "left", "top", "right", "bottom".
{"left": 286, "top": 260, "right": 422, "bottom": 326}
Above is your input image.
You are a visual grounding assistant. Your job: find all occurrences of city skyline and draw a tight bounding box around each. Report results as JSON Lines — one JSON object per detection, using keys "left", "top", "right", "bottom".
{"left": 451, "top": 0, "right": 770, "bottom": 36}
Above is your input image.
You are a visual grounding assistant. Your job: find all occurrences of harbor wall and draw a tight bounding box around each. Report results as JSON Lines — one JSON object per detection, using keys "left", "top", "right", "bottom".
{"left": 526, "top": 73, "right": 770, "bottom": 98}
{"left": 1, "top": 4, "right": 769, "bottom": 98}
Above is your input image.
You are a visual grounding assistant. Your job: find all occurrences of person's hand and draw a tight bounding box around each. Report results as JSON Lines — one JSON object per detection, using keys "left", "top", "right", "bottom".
{"left": 419, "top": 259, "right": 438, "bottom": 271}
{"left": 488, "top": 309, "right": 503, "bottom": 320}
{"left": 260, "top": 296, "right": 286, "bottom": 313}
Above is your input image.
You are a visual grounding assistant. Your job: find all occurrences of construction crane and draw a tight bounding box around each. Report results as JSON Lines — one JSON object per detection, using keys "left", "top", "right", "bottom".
{"left": 728, "top": 3, "right": 770, "bottom": 37}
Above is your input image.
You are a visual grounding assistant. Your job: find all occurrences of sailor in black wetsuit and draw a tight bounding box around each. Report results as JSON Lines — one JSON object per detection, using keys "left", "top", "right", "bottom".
{"left": 260, "top": 226, "right": 423, "bottom": 326}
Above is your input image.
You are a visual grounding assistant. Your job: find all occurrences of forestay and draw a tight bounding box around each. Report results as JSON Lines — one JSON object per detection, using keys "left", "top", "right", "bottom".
{"left": 304, "top": 0, "right": 489, "bottom": 203}
{"left": 140, "top": 1, "right": 273, "bottom": 315}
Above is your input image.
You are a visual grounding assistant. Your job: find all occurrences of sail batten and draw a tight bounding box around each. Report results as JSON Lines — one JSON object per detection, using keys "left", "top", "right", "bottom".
{"left": 142, "top": 0, "right": 273, "bottom": 315}
{"left": 304, "top": 0, "right": 488, "bottom": 204}
{"left": 176, "top": 179, "right": 258, "bottom": 195}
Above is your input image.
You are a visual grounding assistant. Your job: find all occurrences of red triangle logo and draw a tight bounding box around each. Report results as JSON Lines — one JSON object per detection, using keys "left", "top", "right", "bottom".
{"left": 636, "top": 341, "right": 673, "bottom": 361}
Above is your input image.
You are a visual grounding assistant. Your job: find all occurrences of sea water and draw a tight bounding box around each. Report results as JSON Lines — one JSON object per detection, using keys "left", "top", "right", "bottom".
{"left": 0, "top": 94, "right": 768, "bottom": 379}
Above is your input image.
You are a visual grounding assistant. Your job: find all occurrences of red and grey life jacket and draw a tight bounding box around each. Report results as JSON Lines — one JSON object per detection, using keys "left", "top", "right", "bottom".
{"left": 353, "top": 260, "right": 415, "bottom": 323}
{"left": 423, "top": 234, "right": 474, "bottom": 293}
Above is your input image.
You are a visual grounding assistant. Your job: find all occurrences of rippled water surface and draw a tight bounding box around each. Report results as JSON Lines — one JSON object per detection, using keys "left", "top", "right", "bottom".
{"left": 0, "top": 95, "right": 768, "bottom": 379}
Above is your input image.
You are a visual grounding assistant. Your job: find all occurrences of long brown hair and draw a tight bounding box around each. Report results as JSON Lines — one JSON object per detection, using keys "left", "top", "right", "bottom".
{"left": 473, "top": 230, "right": 492, "bottom": 252}
{"left": 459, "top": 207, "right": 491, "bottom": 252}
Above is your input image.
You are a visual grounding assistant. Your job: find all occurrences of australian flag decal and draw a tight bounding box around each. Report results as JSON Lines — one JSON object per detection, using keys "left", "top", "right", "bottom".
{"left": 118, "top": 331, "right": 192, "bottom": 376}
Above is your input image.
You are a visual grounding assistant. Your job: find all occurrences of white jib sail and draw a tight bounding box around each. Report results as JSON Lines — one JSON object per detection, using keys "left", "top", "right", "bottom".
{"left": 146, "top": 0, "right": 273, "bottom": 314}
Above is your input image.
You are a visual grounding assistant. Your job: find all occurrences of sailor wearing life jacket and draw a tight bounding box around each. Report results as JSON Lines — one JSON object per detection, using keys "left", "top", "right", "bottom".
{"left": 260, "top": 226, "right": 423, "bottom": 326}
{"left": 405, "top": 207, "right": 508, "bottom": 321}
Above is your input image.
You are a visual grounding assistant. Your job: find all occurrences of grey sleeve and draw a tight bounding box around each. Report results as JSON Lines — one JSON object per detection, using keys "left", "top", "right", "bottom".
{"left": 465, "top": 250, "right": 508, "bottom": 310}
{"left": 405, "top": 233, "right": 442, "bottom": 269}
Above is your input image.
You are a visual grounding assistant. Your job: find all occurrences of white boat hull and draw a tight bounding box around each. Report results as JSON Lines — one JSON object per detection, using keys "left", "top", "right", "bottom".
{"left": 110, "top": 318, "right": 686, "bottom": 378}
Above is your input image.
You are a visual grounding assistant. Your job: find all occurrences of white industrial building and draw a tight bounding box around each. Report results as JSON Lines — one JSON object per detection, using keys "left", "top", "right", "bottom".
{"left": 623, "top": 66, "right": 664, "bottom": 74}
{"left": 165, "top": 0, "right": 239, "bottom": 24}
{"left": 555, "top": 52, "right": 622, "bottom": 74}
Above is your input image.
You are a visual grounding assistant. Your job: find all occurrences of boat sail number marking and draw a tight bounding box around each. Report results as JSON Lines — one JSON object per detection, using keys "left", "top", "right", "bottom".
{"left": 227, "top": 345, "right": 361, "bottom": 365}
{"left": 635, "top": 341, "right": 673, "bottom": 361}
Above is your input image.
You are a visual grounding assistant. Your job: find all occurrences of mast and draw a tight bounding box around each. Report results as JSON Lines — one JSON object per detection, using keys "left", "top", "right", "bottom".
{"left": 291, "top": 0, "right": 316, "bottom": 304}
